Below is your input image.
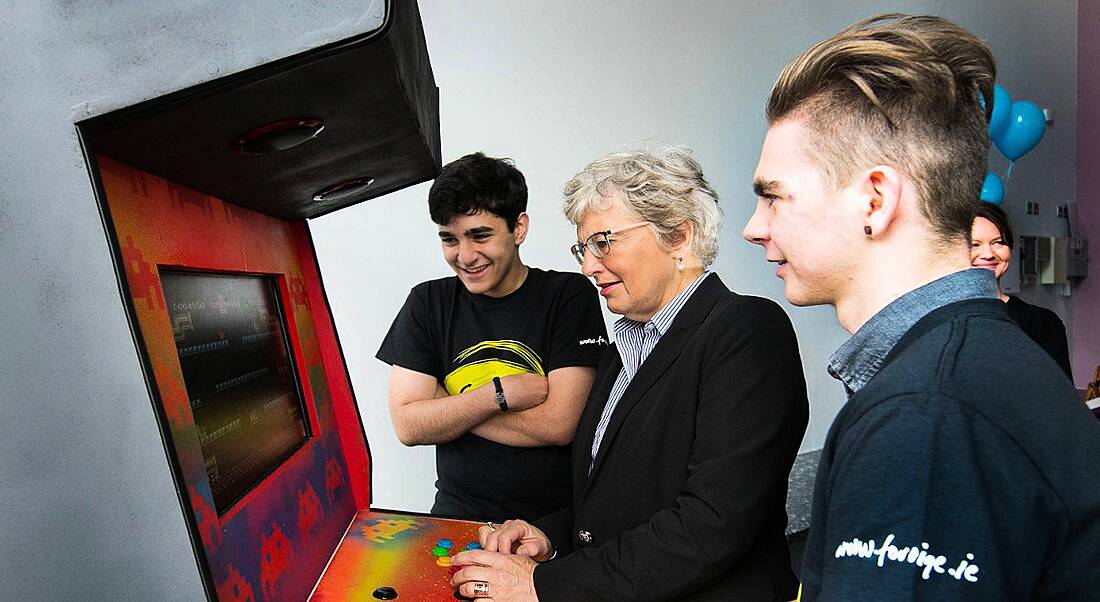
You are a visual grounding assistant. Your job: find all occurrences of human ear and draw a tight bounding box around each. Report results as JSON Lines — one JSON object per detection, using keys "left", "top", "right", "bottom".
{"left": 513, "top": 212, "right": 529, "bottom": 245}
{"left": 862, "top": 165, "right": 902, "bottom": 238}
{"left": 668, "top": 221, "right": 694, "bottom": 255}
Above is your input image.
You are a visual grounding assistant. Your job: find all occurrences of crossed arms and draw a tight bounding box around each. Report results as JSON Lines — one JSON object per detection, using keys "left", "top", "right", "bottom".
{"left": 387, "top": 365, "right": 596, "bottom": 447}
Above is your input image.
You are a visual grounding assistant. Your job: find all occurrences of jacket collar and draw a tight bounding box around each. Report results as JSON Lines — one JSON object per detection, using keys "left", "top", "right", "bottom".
{"left": 827, "top": 268, "right": 997, "bottom": 395}
{"left": 575, "top": 273, "right": 729, "bottom": 498}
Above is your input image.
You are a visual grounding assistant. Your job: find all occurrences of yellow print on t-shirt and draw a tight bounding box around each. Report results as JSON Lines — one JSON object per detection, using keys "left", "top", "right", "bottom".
{"left": 443, "top": 340, "right": 545, "bottom": 396}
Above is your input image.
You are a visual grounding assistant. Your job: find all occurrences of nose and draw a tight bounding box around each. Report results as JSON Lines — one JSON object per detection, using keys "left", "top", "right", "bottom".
{"left": 580, "top": 249, "right": 603, "bottom": 278}
{"left": 457, "top": 239, "right": 479, "bottom": 265}
{"left": 742, "top": 201, "right": 770, "bottom": 246}
{"left": 973, "top": 243, "right": 994, "bottom": 260}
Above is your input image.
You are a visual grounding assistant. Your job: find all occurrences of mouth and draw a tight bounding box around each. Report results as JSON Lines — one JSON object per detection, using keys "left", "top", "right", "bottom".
{"left": 595, "top": 280, "right": 622, "bottom": 296}
{"left": 973, "top": 263, "right": 998, "bottom": 270}
{"left": 459, "top": 264, "right": 490, "bottom": 278}
{"left": 768, "top": 258, "right": 788, "bottom": 277}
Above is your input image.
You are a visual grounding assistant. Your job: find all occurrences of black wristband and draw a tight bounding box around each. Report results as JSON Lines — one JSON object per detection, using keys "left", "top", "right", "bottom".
{"left": 492, "top": 376, "right": 508, "bottom": 411}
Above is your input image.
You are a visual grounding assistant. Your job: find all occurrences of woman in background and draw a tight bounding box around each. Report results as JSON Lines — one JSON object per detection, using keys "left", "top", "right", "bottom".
{"left": 971, "top": 202, "right": 1072, "bottom": 379}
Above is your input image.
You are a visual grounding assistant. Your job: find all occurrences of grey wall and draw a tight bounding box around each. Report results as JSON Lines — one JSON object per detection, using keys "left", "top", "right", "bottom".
{"left": 311, "top": 0, "right": 1080, "bottom": 513}
{"left": 0, "top": 1, "right": 383, "bottom": 600}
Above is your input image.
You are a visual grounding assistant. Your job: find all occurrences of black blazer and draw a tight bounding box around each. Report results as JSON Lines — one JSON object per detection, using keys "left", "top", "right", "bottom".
{"left": 533, "top": 274, "right": 809, "bottom": 601}
{"left": 1005, "top": 296, "right": 1072, "bottom": 380}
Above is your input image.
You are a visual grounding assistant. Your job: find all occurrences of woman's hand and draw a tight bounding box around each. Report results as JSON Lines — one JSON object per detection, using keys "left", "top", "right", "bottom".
{"left": 480, "top": 519, "right": 553, "bottom": 560}
{"left": 451, "top": 549, "right": 539, "bottom": 601}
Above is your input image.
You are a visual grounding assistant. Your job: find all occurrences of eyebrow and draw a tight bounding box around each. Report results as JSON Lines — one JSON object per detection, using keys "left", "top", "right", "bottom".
{"left": 752, "top": 179, "right": 783, "bottom": 197}
{"left": 438, "top": 226, "right": 494, "bottom": 239}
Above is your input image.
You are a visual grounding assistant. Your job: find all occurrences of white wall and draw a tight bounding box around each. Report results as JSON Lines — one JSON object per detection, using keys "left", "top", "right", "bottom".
{"left": 0, "top": 1, "right": 384, "bottom": 599}
{"left": 312, "top": 0, "right": 1079, "bottom": 513}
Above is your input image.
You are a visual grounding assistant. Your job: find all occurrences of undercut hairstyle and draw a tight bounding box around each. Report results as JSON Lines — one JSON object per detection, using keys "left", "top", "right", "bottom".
{"left": 562, "top": 146, "right": 722, "bottom": 268}
{"left": 428, "top": 152, "right": 528, "bottom": 231}
{"left": 767, "top": 13, "right": 996, "bottom": 246}
{"left": 974, "top": 202, "right": 1014, "bottom": 248}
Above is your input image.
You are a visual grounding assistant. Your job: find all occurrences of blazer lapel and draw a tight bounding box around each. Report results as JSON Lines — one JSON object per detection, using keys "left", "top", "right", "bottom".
{"left": 580, "top": 274, "right": 729, "bottom": 497}
{"left": 572, "top": 347, "right": 621, "bottom": 499}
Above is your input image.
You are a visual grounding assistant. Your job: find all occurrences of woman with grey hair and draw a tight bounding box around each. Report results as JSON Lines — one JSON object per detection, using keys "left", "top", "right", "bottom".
{"left": 452, "top": 147, "right": 809, "bottom": 601}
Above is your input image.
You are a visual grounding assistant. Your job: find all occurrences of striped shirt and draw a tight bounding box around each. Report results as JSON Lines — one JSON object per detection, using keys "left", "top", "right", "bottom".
{"left": 589, "top": 271, "right": 712, "bottom": 469}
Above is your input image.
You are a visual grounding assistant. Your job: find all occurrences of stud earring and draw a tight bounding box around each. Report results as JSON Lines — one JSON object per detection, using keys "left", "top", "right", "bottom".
{"left": 677, "top": 257, "right": 685, "bottom": 271}
{"left": 864, "top": 226, "right": 873, "bottom": 236}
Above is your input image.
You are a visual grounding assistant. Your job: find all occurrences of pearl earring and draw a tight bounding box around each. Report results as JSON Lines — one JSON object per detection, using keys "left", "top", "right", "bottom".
{"left": 677, "top": 257, "right": 685, "bottom": 271}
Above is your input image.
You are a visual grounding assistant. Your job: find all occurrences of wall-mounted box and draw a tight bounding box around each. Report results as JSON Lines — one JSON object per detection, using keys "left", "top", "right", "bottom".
{"left": 1019, "top": 235, "right": 1039, "bottom": 281}
{"left": 1067, "top": 237, "right": 1088, "bottom": 279}
{"left": 1039, "top": 236, "right": 1069, "bottom": 284}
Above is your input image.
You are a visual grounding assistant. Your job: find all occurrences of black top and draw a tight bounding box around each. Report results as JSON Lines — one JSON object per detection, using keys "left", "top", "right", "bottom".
{"left": 1005, "top": 295, "right": 1072, "bottom": 379}
{"left": 801, "top": 299, "right": 1100, "bottom": 601}
{"left": 533, "top": 275, "right": 808, "bottom": 601}
{"left": 377, "top": 268, "right": 607, "bottom": 522}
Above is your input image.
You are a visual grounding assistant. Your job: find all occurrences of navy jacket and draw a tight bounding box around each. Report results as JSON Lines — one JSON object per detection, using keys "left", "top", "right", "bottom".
{"left": 801, "top": 299, "right": 1100, "bottom": 600}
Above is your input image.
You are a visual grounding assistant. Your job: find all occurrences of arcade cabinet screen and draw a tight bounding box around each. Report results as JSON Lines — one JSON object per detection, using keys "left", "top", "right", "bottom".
{"left": 160, "top": 270, "right": 310, "bottom": 514}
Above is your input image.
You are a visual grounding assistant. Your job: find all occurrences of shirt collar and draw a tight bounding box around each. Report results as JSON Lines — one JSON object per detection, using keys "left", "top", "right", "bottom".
{"left": 613, "top": 271, "right": 712, "bottom": 339}
{"left": 827, "top": 268, "right": 998, "bottom": 394}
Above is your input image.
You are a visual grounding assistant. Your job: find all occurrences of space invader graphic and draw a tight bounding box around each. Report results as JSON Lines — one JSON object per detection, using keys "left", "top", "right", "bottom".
{"left": 296, "top": 483, "right": 324, "bottom": 544}
{"left": 324, "top": 456, "right": 344, "bottom": 505}
{"left": 189, "top": 486, "right": 223, "bottom": 551}
{"left": 288, "top": 274, "right": 310, "bottom": 308}
{"left": 362, "top": 517, "right": 420, "bottom": 544}
{"left": 120, "top": 236, "right": 164, "bottom": 310}
{"left": 216, "top": 563, "right": 255, "bottom": 602}
{"left": 259, "top": 523, "right": 293, "bottom": 601}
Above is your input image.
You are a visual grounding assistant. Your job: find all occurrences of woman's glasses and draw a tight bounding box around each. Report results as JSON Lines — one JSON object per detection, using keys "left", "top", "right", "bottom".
{"left": 570, "top": 221, "right": 648, "bottom": 265}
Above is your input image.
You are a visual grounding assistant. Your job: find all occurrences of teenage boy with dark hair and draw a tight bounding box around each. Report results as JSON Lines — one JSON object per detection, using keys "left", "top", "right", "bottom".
{"left": 743, "top": 14, "right": 1100, "bottom": 601}
{"left": 378, "top": 152, "right": 608, "bottom": 522}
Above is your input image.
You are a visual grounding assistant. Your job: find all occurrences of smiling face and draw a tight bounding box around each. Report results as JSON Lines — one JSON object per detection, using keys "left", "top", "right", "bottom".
{"left": 576, "top": 196, "right": 683, "bottom": 321}
{"left": 970, "top": 216, "right": 1012, "bottom": 281}
{"left": 742, "top": 119, "right": 864, "bottom": 307}
{"left": 438, "top": 211, "right": 528, "bottom": 297}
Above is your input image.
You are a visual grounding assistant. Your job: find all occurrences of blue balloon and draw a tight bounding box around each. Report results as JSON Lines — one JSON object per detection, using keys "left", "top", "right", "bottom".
{"left": 987, "top": 85, "right": 1012, "bottom": 138}
{"left": 979, "top": 171, "right": 1004, "bottom": 205}
{"left": 994, "top": 100, "right": 1046, "bottom": 160}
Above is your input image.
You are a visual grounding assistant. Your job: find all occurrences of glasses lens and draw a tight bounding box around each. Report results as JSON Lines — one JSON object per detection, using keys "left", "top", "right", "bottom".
{"left": 590, "top": 234, "right": 611, "bottom": 257}
{"left": 570, "top": 244, "right": 585, "bottom": 265}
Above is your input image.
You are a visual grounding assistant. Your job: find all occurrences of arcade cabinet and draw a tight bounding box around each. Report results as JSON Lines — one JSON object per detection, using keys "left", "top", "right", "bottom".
{"left": 77, "top": 2, "right": 478, "bottom": 599}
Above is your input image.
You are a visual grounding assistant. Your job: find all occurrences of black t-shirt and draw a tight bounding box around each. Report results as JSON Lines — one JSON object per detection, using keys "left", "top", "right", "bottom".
{"left": 377, "top": 267, "right": 608, "bottom": 522}
{"left": 801, "top": 300, "right": 1100, "bottom": 601}
{"left": 1005, "top": 296, "right": 1072, "bottom": 379}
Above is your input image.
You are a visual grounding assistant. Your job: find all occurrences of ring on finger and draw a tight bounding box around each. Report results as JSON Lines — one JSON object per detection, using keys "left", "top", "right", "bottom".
{"left": 484, "top": 521, "right": 496, "bottom": 532}
{"left": 473, "top": 581, "right": 490, "bottom": 596}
